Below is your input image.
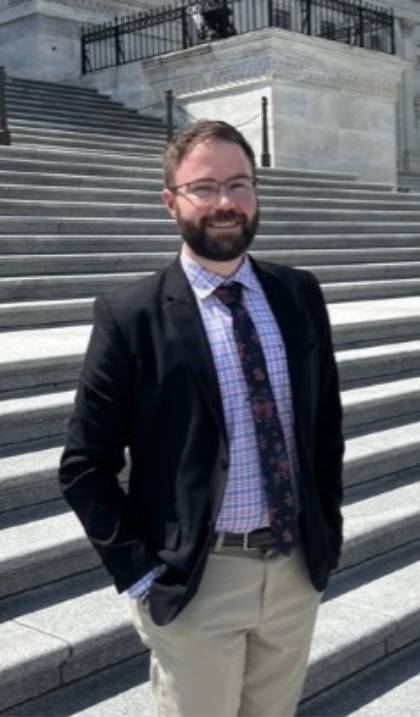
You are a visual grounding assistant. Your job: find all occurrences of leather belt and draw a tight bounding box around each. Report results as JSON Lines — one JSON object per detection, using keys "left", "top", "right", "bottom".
{"left": 211, "top": 528, "right": 274, "bottom": 552}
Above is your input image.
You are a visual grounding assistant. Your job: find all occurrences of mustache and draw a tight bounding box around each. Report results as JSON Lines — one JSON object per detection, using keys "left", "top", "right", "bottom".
{"left": 201, "top": 210, "right": 247, "bottom": 226}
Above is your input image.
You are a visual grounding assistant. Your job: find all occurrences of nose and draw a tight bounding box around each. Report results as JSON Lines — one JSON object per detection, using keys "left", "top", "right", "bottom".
{"left": 214, "top": 185, "right": 236, "bottom": 209}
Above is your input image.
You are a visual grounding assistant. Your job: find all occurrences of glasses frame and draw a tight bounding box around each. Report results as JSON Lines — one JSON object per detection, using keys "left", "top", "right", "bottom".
{"left": 168, "top": 174, "right": 257, "bottom": 202}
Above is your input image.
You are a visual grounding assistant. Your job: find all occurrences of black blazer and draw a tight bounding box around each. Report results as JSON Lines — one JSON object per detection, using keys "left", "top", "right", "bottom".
{"left": 59, "top": 257, "right": 344, "bottom": 626}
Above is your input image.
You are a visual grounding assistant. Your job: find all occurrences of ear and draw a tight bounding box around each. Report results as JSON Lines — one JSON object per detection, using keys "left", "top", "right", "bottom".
{"left": 161, "top": 188, "right": 177, "bottom": 219}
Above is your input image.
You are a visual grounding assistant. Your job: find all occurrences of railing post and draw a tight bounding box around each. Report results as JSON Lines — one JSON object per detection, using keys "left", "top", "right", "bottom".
{"left": 358, "top": 4, "right": 364, "bottom": 47}
{"left": 267, "top": 0, "right": 273, "bottom": 27}
{"left": 304, "top": 0, "right": 312, "bottom": 35}
{"left": 0, "top": 67, "right": 10, "bottom": 146}
{"left": 114, "top": 16, "right": 122, "bottom": 65}
{"left": 166, "top": 89, "right": 174, "bottom": 143}
{"left": 390, "top": 8, "right": 395, "bottom": 55}
{"left": 261, "top": 96, "right": 271, "bottom": 168}
{"left": 181, "top": 5, "right": 188, "bottom": 49}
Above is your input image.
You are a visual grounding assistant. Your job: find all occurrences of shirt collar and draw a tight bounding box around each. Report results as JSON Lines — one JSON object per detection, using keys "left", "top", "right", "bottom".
{"left": 180, "top": 247, "right": 258, "bottom": 301}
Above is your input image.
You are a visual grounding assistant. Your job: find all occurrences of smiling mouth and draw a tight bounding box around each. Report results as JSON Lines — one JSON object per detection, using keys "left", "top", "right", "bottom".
{"left": 207, "top": 221, "right": 240, "bottom": 228}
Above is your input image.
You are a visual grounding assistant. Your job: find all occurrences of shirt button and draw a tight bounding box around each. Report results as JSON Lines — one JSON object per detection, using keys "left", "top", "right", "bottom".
{"left": 220, "top": 458, "right": 229, "bottom": 471}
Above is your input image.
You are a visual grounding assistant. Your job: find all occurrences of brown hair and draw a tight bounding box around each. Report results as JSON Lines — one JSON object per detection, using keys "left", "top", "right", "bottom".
{"left": 162, "top": 120, "right": 256, "bottom": 187}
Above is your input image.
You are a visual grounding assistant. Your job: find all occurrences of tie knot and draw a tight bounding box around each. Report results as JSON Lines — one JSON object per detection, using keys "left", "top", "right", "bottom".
{"left": 214, "top": 282, "right": 243, "bottom": 309}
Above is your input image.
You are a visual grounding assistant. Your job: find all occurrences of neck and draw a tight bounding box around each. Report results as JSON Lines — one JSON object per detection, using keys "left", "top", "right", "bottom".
{"left": 182, "top": 244, "right": 244, "bottom": 277}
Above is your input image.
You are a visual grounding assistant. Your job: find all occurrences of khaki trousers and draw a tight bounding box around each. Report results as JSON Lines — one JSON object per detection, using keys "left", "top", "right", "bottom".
{"left": 131, "top": 546, "right": 321, "bottom": 717}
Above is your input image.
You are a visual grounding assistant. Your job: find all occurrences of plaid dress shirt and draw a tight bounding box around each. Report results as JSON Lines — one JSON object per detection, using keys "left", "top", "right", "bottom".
{"left": 128, "top": 250, "right": 300, "bottom": 600}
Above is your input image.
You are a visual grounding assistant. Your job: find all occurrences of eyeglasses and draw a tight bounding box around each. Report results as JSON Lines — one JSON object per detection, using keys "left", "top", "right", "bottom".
{"left": 169, "top": 175, "right": 256, "bottom": 203}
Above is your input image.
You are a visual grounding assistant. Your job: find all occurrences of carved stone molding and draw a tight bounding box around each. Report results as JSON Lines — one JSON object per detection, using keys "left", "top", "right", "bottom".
{"left": 148, "top": 48, "right": 402, "bottom": 103}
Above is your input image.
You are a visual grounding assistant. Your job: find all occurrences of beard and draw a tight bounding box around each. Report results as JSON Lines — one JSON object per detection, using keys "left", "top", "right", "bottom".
{"left": 176, "top": 207, "right": 259, "bottom": 262}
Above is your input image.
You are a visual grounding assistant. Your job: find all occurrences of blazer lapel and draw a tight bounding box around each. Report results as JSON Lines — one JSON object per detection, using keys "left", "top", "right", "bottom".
{"left": 163, "top": 259, "right": 227, "bottom": 442}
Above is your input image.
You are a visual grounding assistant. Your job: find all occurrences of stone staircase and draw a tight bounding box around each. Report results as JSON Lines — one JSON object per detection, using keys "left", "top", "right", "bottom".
{"left": 1, "top": 76, "right": 420, "bottom": 716}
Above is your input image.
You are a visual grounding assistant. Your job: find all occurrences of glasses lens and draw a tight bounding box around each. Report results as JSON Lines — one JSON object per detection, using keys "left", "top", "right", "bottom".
{"left": 227, "top": 177, "right": 255, "bottom": 197}
{"left": 188, "top": 180, "right": 219, "bottom": 201}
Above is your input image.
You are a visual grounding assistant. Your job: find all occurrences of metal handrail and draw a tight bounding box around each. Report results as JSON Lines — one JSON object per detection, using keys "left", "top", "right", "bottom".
{"left": 0, "top": 67, "right": 10, "bottom": 146}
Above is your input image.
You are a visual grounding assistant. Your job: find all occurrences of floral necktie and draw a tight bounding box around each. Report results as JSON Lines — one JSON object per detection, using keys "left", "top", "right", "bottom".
{"left": 214, "top": 281, "right": 298, "bottom": 554}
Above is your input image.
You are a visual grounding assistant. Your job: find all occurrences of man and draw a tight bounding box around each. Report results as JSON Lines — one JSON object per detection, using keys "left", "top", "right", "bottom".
{"left": 59, "top": 120, "right": 344, "bottom": 717}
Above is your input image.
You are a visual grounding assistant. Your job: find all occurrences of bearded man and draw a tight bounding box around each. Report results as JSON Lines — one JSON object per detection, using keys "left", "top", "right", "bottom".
{"left": 59, "top": 120, "right": 344, "bottom": 717}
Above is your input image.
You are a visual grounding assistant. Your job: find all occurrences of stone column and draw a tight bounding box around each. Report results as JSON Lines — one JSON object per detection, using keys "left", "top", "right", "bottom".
{"left": 394, "top": 17, "right": 419, "bottom": 174}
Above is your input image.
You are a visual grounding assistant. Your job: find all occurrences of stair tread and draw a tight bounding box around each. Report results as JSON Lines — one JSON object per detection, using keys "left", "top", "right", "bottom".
{"left": 0, "top": 326, "right": 90, "bottom": 365}
{"left": 2, "top": 301, "right": 420, "bottom": 364}
{"left": 4, "top": 637, "right": 420, "bottom": 716}
{"left": 0, "top": 469, "right": 419, "bottom": 566}
{"left": 0, "top": 389, "right": 75, "bottom": 417}
{"left": 0, "top": 544, "right": 419, "bottom": 707}
{"left": 342, "top": 375, "right": 420, "bottom": 406}
{"left": 3, "top": 377, "right": 418, "bottom": 418}
{"left": 1, "top": 419, "right": 419, "bottom": 490}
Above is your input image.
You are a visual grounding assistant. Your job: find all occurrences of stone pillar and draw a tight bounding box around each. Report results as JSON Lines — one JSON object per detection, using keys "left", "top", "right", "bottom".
{"left": 394, "top": 17, "right": 419, "bottom": 174}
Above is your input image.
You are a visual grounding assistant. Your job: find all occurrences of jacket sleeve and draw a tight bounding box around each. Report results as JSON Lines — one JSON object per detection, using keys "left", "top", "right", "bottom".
{"left": 306, "top": 274, "right": 345, "bottom": 563}
{"left": 58, "top": 296, "right": 160, "bottom": 592}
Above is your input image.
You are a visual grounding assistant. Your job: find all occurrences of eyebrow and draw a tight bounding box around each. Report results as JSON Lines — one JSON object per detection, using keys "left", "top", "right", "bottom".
{"left": 188, "top": 173, "right": 254, "bottom": 183}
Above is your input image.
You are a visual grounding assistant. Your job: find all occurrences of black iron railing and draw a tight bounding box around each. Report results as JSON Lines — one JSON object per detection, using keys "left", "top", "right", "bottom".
{"left": 0, "top": 67, "right": 10, "bottom": 146}
{"left": 81, "top": 0, "right": 395, "bottom": 74}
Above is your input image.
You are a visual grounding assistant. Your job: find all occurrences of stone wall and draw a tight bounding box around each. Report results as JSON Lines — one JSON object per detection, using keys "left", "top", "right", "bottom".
{"left": 80, "top": 28, "right": 407, "bottom": 183}
{"left": 0, "top": 0, "right": 154, "bottom": 82}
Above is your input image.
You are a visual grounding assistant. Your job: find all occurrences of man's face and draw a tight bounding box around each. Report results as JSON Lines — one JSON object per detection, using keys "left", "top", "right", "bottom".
{"left": 161, "top": 140, "right": 259, "bottom": 262}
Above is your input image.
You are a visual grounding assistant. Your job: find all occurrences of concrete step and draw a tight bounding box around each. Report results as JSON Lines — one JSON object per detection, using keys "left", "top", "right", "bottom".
{"left": 2, "top": 296, "right": 420, "bottom": 338}
{"left": 6, "top": 98, "right": 161, "bottom": 123}
{"left": 0, "top": 171, "right": 408, "bottom": 204}
{"left": 2, "top": 417, "right": 419, "bottom": 514}
{"left": 12, "top": 135, "right": 165, "bottom": 155}
{"left": 0, "top": 458, "right": 417, "bottom": 597}
{"left": 2, "top": 252, "right": 420, "bottom": 279}
{"left": 10, "top": 123, "right": 166, "bottom": 145}
{"left": 0, "top": 145, "right": 163, "bottom": 168}
{"left": 2, "top": 217, "right": 420, "bottom": 236}
{"left": 4, "top": 333, "right": 419, "bottom": 397}
{"left": 298, "top": 639, "right": 420, "bottom": 716}
{"left": 5, "top": 629, "right": 420, "bottom": 717}
{"left": 0, "top": 272, "right": 153, "bottom": 300}
{"left": 6, "top": 90, "right": 140, "bottom": 111}
{"left": 2, "top": 233, "right": 420, "bottom": 253}
{"left": 0, "top": 446, "right": 64, "bottom": 511}
{"left": 1, "top": 366, "right": 419, "bottom": 450}
{"left": 0, "top": 146, "right": 388, "bottom": 188}
{"left": 9, "top": 117, "right": 168, "bottom": 139}
{"left": 342, "top": 376, "right": 420, "bottom": 435}
{"left": 337, "top": 339, "right": 420, "bottom": 386}
{"left": 0, "top": 167, "right": 402, "bottom": 200}
{"left": 10, "top": 126, "right": 166, "bottom": 149}
{"left": 329, "top": 296, "right": 420, "bottom": 346}
{"left": 0, "top": 389, "right": 74, "bottom": 451}
{"left": 323, "top": 277, "right": 420, "bottom": 302}
{"left": 0, "top": 298, "right": 93, "bottom": 330}
{"left": 4, "top": 198, "right": 420, "bottom": 221}
{"left": 0, "top": 183, "right": 419, "bottom": 210}
{"left": 0, "top": 157, "right": 164, "bottom": 178}
{"left": 6, "top": 93, "right": 136, "bottom": 115}
{"left": 6, "top": 76, "right": 108, "bottom": 97}
{"left": 2, "top": 271, "right": 420, "bottom": 302}
{"left": 0, "top": 541, "right": 419, "bottom": 712}
{"left": 0, "top": 325, "right": 88, "bottom": 392}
